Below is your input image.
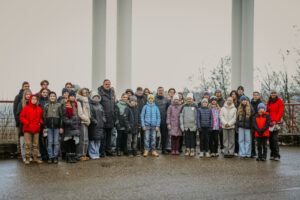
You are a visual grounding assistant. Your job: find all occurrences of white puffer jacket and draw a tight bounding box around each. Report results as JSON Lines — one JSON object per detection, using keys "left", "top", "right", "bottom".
{"left": 77, "top": 94, "right": 91, "bottom": 126}
{"left": 220, "top": 103, "right": 237, "bottom": 129}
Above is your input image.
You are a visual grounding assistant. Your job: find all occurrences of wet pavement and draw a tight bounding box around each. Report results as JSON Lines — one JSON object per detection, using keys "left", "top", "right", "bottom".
{"left": 0, "top": 147, "right": 300, "bottom": 200}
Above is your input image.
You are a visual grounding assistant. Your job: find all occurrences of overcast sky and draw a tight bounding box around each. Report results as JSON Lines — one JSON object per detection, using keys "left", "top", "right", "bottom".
{"left": 0, "top": 0, "right": 299, "bottom": 99}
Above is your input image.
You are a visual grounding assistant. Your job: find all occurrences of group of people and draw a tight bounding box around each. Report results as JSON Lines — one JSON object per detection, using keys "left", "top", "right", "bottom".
{"left": 13, "top": 79, "right": 284, "bottom": 165}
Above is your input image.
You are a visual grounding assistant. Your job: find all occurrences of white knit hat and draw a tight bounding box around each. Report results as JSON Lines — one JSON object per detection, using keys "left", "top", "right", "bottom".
{"left": 187, "top": 93, "right": 193, "bottom": 99}
{"left": 173, "top": 94, "right": 179, "bottom": 100}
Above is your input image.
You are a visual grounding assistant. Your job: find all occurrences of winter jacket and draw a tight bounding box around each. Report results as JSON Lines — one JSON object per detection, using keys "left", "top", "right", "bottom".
{"left": 253, "top": 112, "right": 271, "bottom": 137}
{"left": 39, "top": 96, "right": 49, "bottom": 109}
{"left": 19, "top": 95, "right": 43, "bottom": 134}
{"left": 180, "top": 103, "right": 198, "bottom": 132}
{"left": 197, "top": 107, "right": 213, "bottom": 129}
{"left": 16, "top": 101, "right": 27, "bottom": 136}
{"left": 141, "top": 102, "right": 161, "bottom": 127}
{"left": 166, "top": 102, "right": 183, "bottom": 136}
{"left": 43, "top": 101, "right": 63, "bottom": 129}
{"left": 220, "top": 103, "right": 237, "bottom": 129}
{"left": 251, "top": 98, "right": 262, "bottom": 115}
{"left": 267, "top": 97, "right": 284, "bottom": 123}
{"left": 155, "top": 95, "right": 170, "bottom": 125}
{"left": 211, "top": 106, "right": 221, "bottom": 130}
{"left": 13, "top": 89, "right": 24, "bottom": 125}
{"left": 62, "top": 100, "right": 81, "bottom": 137}
{"left": 217, "top": 97, "right": 225, "bottom": 108}
{"left": 116, "top": 100, "right": 128, "bottom": 130}
{"left": 136, "top": 94, "right": 147, "bottom": 114}
{"left": 77, "top": 94, "right": 91, "bottom": 126}
{"left": 236, "top": 104, "right": 254, "bottom": 129}
{"left": 124, "top": 105, "right": 141, "bottom": 134}
{"left": 88, "top": 100, "right": 106, "bottom": 140}
{"left": 98, "top": 86, "right": 117, "bottom": 128}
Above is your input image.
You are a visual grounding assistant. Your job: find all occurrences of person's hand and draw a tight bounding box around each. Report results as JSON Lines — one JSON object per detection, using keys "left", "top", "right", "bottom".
{"left": 43, "top": 129, "right": 47, "bottom": 134}
{"left": 155, "top": 126, "right": 159, "bottom": 132}
{"left": 167, "top": 124, "right": 171, "bottom": 130}
{"left": 142, "top": 127, "right": 146, "bottom": 131}
{"left": 59, "top": 128, "right": 64, "bottom": 134}
{"left": 225, "top": 124, "right": 230, "bottom": 128}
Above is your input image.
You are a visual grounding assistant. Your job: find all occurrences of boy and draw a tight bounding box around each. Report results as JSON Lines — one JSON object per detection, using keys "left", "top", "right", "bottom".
{"left": 141, "top": 94, "right": 161, "bottom": 157}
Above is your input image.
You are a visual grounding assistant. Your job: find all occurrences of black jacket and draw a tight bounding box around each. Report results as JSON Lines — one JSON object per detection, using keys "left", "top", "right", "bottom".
{"left": 13, "top": 89, "right": 23, "bottom": 125}
{"left": 124, "top": 105, "right": 141, "bottom": 134}
{"left": 88, "top": 100, "right": 106, "bottom": 140}
{"left": 236, "top": 105, "right": 254, "bottom": 129}
{"left": 16, "top": 101, "right": 26, "bottom": 136}
{"left": 136, "top": 94, "right": 147, "bottom": 114}
{"left": 62, "top": 104, "right": 81, "bottom": 137}
{"left": 251, "top": 98, "right": 262, "bottom": 115}
{"left": 217, "top": 97, "right": 225, "bottom": 108}
{"left": 98, "top": 86, "right": 117, "bottom": 129}
{"left": 155, "top": 95, "right": 170, "bottom": 125}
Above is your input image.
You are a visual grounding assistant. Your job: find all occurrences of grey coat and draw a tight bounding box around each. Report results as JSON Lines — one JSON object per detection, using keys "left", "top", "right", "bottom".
{"left": 180, "top": 103, "right": 198, "bottom": 132}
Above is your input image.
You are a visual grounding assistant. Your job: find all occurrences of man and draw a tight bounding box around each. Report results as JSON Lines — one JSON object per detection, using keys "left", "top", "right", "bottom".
{"left": 126, "top": 89, "right": 134, "bottom": 99}
{"left": 40, "top": 80, "right": 51, "bottom": 93}
{"left": 98, "top": 79, "right": 117, "bottom": 157}
{"left": 215, "top": 89, "right": 225, "bottom": 152}
{"left": 14, "top": 81, "right": 30, "bottom": 125}
{"left": 155, "top": 87, "right": 171, "bottom": 154}
{"left": 65, "top": 82, "right": 73, "bottom": 91}
{"left": 135, "top": 87, "right": 147, "bottom": 153}
{"left": 237, "top": 86, "right": 250, "bottom": 103}
{"left": 250, "top": 91, "right": 262, "bottom": 158}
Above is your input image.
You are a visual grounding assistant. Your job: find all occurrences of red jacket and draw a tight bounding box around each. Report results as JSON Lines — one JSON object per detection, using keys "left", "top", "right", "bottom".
{"left": 267, "top": 98, "right": 284, "bottom": 123}
{"left": 253, "top": 112, "right": 271, "bottom": 137}
{"left": 20, "top": 95, "right": 43, "bottom": 134}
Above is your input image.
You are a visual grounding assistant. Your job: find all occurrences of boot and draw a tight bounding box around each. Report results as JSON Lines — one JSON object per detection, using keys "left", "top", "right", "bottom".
{"left": 132, "top": 150, "right": 138, "bottom": 157}
{"left": 190, "top": 149, "right": 195, "bottom": 157}
{"left": 171, "top": 139, "right": 176, "bottom": 155}
{"left": 117, "top": 149, "right": 121, "bottom": 156}
{"left": 206, "top": 152, "right": 211, "bottom": 158}
{"left": 152, "top": 151, "right": 159, "bottom": 157}
{"left": 185, "top": 148, "right": 190, "bottom": 156}
{"left": 143, "top": 150, "right": 149, "bottom": 157}
{"left": 24, "top": 157, "right": 30, "bottom": 165}
{"left": 199, "top": 152, "right": 204, "bottom": 158}
{"left": 70, "top": 153, "right": 77, "bottom": 163}
{"left": 33, "top": 156, "right": 43, "bottom": 164}
{"left": 175, "top": 138, "right": 180, "bottom": 155}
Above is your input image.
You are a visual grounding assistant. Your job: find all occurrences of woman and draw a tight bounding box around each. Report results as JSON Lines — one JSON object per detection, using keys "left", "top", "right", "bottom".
{"left": 230, "top": 90, "right": 240, "bottom": 156}
{"left": 116, "top": 93, "right": 129, "bottom": 156}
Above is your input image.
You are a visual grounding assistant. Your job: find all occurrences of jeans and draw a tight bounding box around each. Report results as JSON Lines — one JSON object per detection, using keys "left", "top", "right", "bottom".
{"left": 238, "top": 128, "right": 251, "bottom": 157}
{"left": 223, "top": 128, "right": 235, "bottom": 155}
{"left": 209, "top": 130, "right": 219, "bottom": 154}
{"left": 88, "top": 140, "right": 101, "bottom": 159}
{"left": 111, "top": 128, "right": 117, "bottom": 151}
{"left": 185, "top": 129, "right": 196, "bottom": 149}
{"left": 47, "top": 128, "right": 60, "bottom": 158}
{"left": 269, "top": 130, "right": 280, "bottom": 158}
{"left": 144, "top": 126, "right": 157, "bottom": 151}
{"left": 200, "top": 127, "right": 209, "bottom": 152}
{"left": 24, "top": 132, "right": 39, "bottom": 158}
{"left": 256, "top": 137, "right": 267, "bottom": 159}
{"left": 127, "top": 133, "right": 137, "bottom": 151}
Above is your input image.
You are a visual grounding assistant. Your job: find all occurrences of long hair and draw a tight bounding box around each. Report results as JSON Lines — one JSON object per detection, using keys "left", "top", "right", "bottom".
{"left": 237, "top": 101, "right": 251, "bottom": 120}
{"left": 22, "top": 89, "right": 32, "bottom": 108}
{"left": 77, "top": 88, "right": 90, "bottom": 98}
{"left": 230, "top": 90, "right": 238, "bottom": 107}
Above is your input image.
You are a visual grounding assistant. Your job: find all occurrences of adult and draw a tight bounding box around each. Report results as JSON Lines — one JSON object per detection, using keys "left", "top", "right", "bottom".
{"left": 215, "top": 89, "right": 225, "bottom": 153}
{"left": 250, "top": 91, "right": 262, "bottom": 158}
{"left": 98, "top": 79, "right": 117, "bottom": 157}
{"left": 135, "top": 87, "right": 147, "bottom": 153}
{"left": 38, "top": 88, "right": 49, "bottom": 161}
{"left": 13, "top": 81, "right": 30, "bottom": 126}
{"left": 39, "top": 80, "right": 51, "bottom": 94}
{"left": 267, "top": 90, "right": 284, "bottom": 161}
{"left": 237, "top": 86, "right": 250, "bottom": 103}
{"left": 143, "top": 88, "right": 150, "bottom": 96}
{"left": 125, "top": 89, "right": 134, "bottom": 99}
{"left": 168, "top": 88, "right": 176, "bottom": 101}
{"left": 155, "top": 87, "right": 171, "bottom": 154}
{"left": 230, "top": 90, "right": 240, "bottom": 155}
{"left": 65, "top": 82, "right": 73, "bottom": 91}
{"left": 220, "top": 97, "right": 237, "bottom": 158}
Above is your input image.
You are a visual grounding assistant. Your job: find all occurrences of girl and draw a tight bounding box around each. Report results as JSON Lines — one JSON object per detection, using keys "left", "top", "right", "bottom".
{"left": 19, "top": 94, "right": 43, "bottom": 165}
{"left": 230, "top": 90, "right": 240, "bottom": 156}
{"left": 197, "top": 98, "right": 213, "bottom": 158}
{"left": 76, "top": 88, "right": 91, "bottom": 161}
{"left": 43, "top": 92, "right": 63, "bottom": 164}
{"left": 62, "top": 91, "right": 81, "bottom": 163}
{"left": 116, "top": 93, "right": 129, "bottom": 156}
{"left": 167, "top": 94, "right": 183, "bottom": 155}
{"left": 237, "top": 96, "right": 254, "bottom": 159}
{"left": 88, "top": 92, "right": 106, "bottom": 159}
{"left": 39, "top": 88, "right": 49, "bottom": 161}
{"left": 209, "top": 96, "right": 221, "bottom": 157}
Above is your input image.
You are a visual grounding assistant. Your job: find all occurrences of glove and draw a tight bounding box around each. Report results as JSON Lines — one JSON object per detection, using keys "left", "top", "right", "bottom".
{"left": 258, "top": 130, "right": 264, "bottom": 136}
{"left": 167, "top": 124, "right": 171, "bottom": 130}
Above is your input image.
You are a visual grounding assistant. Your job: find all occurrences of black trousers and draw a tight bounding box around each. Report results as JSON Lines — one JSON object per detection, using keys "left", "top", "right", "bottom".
{"left": 200, "top": 127, "right": 209, "bottom": 152}
{"left": 117, "top": 130, "right": 128, "bottom": 151}
{"left": 256, "top": 137, "right": 267, "bottom": 159}
{"left": 100, "top": 128, "right": 112, "bottom": 155}
{"left": 269, "top": 130, "right": 280, "bottom": 158}
{"left": 39, "top": 131, "right": 48, "bottom": 160}
{"left": 64, "top": 139, "right": 76, "bottom": 154}
{"left": 219, "top": 128, "right": 224, "bottom": 149}
{"left": 160, "top": 124, "right": 169, "bottom": 151}
{"left": 209, "top": 130, "right": 219, "bottom": 154}
{"left": 185, "top": 129, "right": 196, "bottom": 149}
{"left": 251, "top": 129, "right": 256, "bottom": 156}
{"left": 234, "top": 130, "right": 239, "bottom": 154}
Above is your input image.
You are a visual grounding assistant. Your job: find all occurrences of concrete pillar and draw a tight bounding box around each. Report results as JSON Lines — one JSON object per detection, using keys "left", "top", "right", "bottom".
{"left": 92, "top": 0, "right": 106, "bottom": 91}
{"left": 231, "top": 0, "right": 254, "bottom": 96}
{"left": 116, "top": 0, "right": 132, "bottom": 96}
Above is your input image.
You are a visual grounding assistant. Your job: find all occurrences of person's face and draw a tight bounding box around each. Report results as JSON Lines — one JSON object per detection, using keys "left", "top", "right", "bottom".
{"left": 216, "top": 92, "right": 221, "bottom": 98}
{"left": 168, "top": 90, "right": 175, "bottom": 97}
{"left": 242, "top": 100, "right": 247, "bottom": 105}
{"left": 130, "top": 100, "right": 136, "bottom": 106}
{"left": 126, "top": 92, "right": 132, "bottom": 98}
{"left": 31, "top": 96, "right": 37, "bottom": 105}
{"left": 157, "top": 88, "right": 164, "bottom": 96}
{"left": 148, "top": 98, "right": 154, "bottom": 104}
{"left": 121, "top": 95, "right": 128, "bottom": 102}
{"left": 271, "top": 93, "right": 277, "bottom": 99}
{"left": 66, "top": 84, "right": 72, "bottom": 91}
{"left": 42, "top": 82, "right": 48, "bottom": 89}
{"left": 49, "top": 94, "right": 56, "bottom": 102}
{"left": 166, "top": 94, "right": 171, "bottom": 100}
{"left": 231, "top": 93, "right": 237, "bottom": 99}
{"left": 25, "top": 92, "right": 31, "bottom": 100}
{"left": 238, "top": 89, "right": 243, "bottom": 96}
{"left": 23, "top": 84, "right": 30, "bottom": 90}
{"left": 63, "top": 92, "right": 69, "bottom": 98}
{"left": 103, "top": 81, "right": 111, "bottom": 90}
{"left": 144, "top": 90, "right": 150, "bottom": 95}
{"left": 82, "top": 90, "right": 88, "bottom": 97}
{"left": 186, "top": 97, "right": 193, "bottom": 104}
{"left": 69, "top": 96, "right": 75, "bottom": 101}
{"left": 253, "top": 93, "right": 260, "bottom": 101}
{"left": 137, "top": 90, "right": 143, "bottom": 96}
{"left": 227, "top": 98, "right": 233, "bottom": 105}
{"left": 41, "top": 90, "right": 48, "bottom": 98}
{"left": 93, "top": 96, "right": 99, "bottom": 102}
{"left": 212, "top": 100, "right": 217, "bottom": 105}
{"left": 174, "top": 99, "right": 179, "bottom": 104}
{"left": 178, "top": 93, "right": 183, "bottom": 100}
{"left": 259, "top": 108, "right": 265, "bottom": 113}
{"left": 202, "top": 102, "right": 208, "bottom": 107}
{"left": 204, "top": 95, "right": 210, "bottom": 99}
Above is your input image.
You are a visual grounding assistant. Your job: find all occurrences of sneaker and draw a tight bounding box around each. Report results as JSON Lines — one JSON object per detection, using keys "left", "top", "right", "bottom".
{"left": 211, "top": 153, "right": 215, "bottom": 157}
{"left": 261, "top": 158, "right": 266, "bottom": 161}
{"left": 171, "top": 150, "right": 176, "bottom": 155}
{"left": 143, "top": 150, "right": 149, "bottom": 157}
{"left": 53, "top": 157, "right": 58, "bottom": 164}
{"left": 221, "top": 149, "right": 224, "bottom": 154}
{"left": 270, "top": 156, "right": 274, "bottom": 160}
{"left": 48, "top": 158, "right": 53, "bottom": 164}
{"left": 256, "top": 158, "right": 261, "bottom": 161}
{"left": 274, "top": 157, "right": 280, "bottom": 161}
{"left": 215, "top": 153, "right": 219, "bottom": 157}
{"left": 199, "top": 152, "right": 204, "bottom": 158}
{"left": 185, "top": 149, "right": 190, "bottom": 156}
{"left": 234, "top": 153, "right": 238, "bottom": 157}
{"left": 152, "top": 151, "right": 159, "bottom": 157}
{"left": 190, "top": 149, "right": 195, "bottom": 157}
{"left": 175, "top": 150, "right": 180, "bottom": 155}
{"left": 206, "top": 152, "right": 211, "bottom": 158}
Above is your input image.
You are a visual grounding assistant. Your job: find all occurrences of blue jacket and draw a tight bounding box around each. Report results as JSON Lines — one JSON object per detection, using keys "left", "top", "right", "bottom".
{"left": 197, "top": 107, "right": 213, "bottom": 129}
{"left": 141, "top": 102, "right": 161, "bottom": 127}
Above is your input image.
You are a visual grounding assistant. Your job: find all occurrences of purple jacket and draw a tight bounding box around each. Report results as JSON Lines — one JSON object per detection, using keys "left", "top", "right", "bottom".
{"left": 166, "top": 102, "right": 183, "bottom": 136}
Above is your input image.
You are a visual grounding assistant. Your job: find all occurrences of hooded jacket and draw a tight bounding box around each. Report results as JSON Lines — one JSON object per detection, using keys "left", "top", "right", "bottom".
{"left": 88, "top": 98, "right": 106, "bottom": 140}
{"left": 98, "top": 86, "right": 117, "bottom": 128}
{"left": 220, "top": 103, "right": 237, "bottom": 129}
{"left": 266, "top": 97, "right": 284, "bottom": 123}
{"left": 77, "top": 94, "right": 91, "bottom": 126}
{"left": 155, "top": 95, "right": 171, "bottom": 125}
{"left": 253, "top": 112, "right": 271, "bottom": 137}
{"left": 62, "top": 100, "right": 81, "bottom": 137}
{"left": 116, "top": 100, "right": 129, "bottom": 130}
{"left": 141, "top": 102, "right": 161, "bottom": 127}
{"left": 124, "top": 104, "right": 141, "bottom": 134}
{"left": 19, "top": 95, "right": 43, "bottom": 134}
{"left": 43, "top": 100, "right": 63, "bottom": 129}
{"left": 180, "top": 102, "right": 198, "bottom": 132}
{"left": 166, "top": 101, "right": 183, "bottom": 136}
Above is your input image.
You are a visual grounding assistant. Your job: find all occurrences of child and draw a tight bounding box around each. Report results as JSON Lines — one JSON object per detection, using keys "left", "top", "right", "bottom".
{"left": 76, "top": 88, "right": 91, "bottom": 161}
{"left": 124, "top": 96, "right": 141, "bottom": 157}
{"left": 141, "top": 94, "right": 161, "bottom": 157}
{"left": 43, "top": 92, "right": 63, "bottom": 164}
{"left": 88, "top": 92, "right": 106, "bottom": 159}
{"left": 38, "top": 88, "right": 49, "bottom": 161}
{"left": 209, "top": 96, "right": 221, "bottom": 157}
{"left": 167, "top": 94, "right": 183, "bottom": 155}
{"left": 197, "top": 98, "right": 213, "bottom": 158}
{"left": 116, "top": 93, "right": 129, "bottom": 156}
{"left": 253, "top": 103, "right": 271, "bottom": 161}
{"left": 19, "top": 94, "right": 43, "bottom": 165}
{"left": 58, "top": 88, "right": 69, "bottom": 105}
{"left": 250, "top": 91, "right": 262, "bottom": 158}
{"left": 180, "top": 93, "right": 197, "bottom": 157}
{"left": 62, "top": 91, "right": 81, "bottom": 163}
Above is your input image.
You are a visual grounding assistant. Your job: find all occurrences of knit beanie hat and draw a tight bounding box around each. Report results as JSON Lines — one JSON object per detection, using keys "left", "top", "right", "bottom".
{"left": 240, "top": 95, "right": 247, "bottom": 101}
{"left": 201, "top": 98, "right": 208, "bottom": 104}
{"left": 62, "top": 88, "right": 69, "bottom": 95}
{"left": 90, "top": 92, "right": 101, "bottom": 101}
{"left": 210, "top": 96, "right": 217, "bottom": 102}
{"left": 270, "top": 89, "right": 277, "bottom": 94}
{"left": 49, "top": 91, "right": 57, "bottom": 97}
{"left": 257, "top": 103, "right": 266, "bottom": 111}
{"left": 68, "top": 90, "right": 76, "bottom": 98}
{"left": 130, "top": 95, "right": 137, "bottom": 102}
{"left": 237, "top": 85, "right": 244, "bottom": 91}
{"left": 187, "top": 93, "right": 193, "bottom": 99}
{"left": 203, "top": 91, "right": 210, "bottom": 96}
{"left": 173, "top": 94, "right": 179, "bottom": 101}
{"left": 215, "top": 89, "right": 221, "bottom": 93}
